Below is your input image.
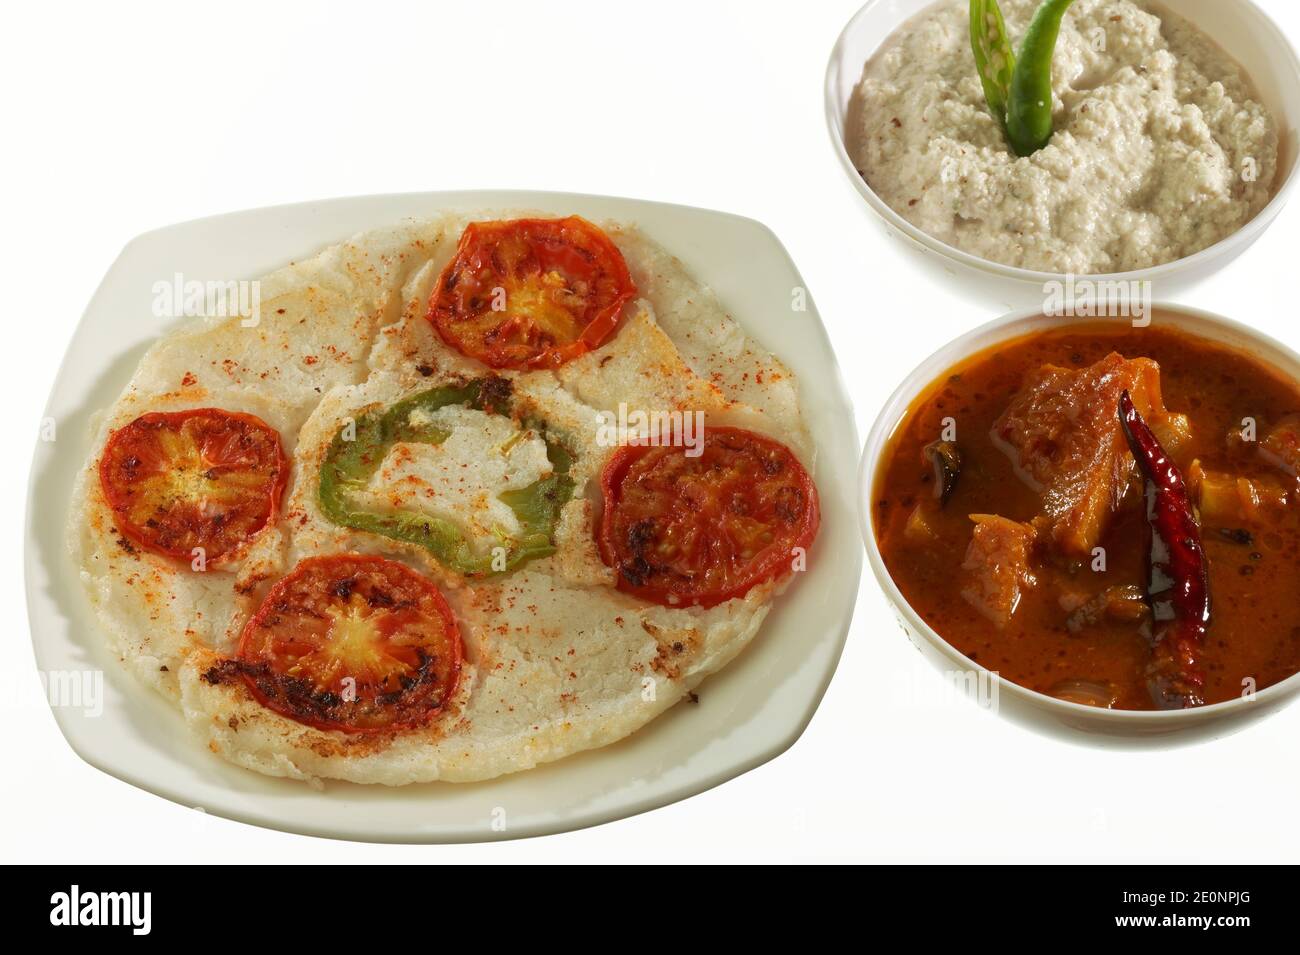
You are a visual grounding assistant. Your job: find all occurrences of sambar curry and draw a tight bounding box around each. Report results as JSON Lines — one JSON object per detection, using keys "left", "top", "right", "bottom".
{"left": 874, "top": 322, "right": 1300, "bottom": 710}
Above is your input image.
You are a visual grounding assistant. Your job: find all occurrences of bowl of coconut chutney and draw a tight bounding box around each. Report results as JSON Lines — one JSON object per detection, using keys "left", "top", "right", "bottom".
{"left": 826, "top": 0, "right": 1300, "bottom": 308}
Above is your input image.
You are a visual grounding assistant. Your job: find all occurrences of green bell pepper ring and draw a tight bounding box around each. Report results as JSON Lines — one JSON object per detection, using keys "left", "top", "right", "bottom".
{"left": 318, "top": 378, "right": 575, "bottom": 576}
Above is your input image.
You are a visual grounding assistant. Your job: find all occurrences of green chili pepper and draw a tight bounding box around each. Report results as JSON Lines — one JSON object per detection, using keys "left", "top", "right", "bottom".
{"left": 318, "top": 378, "right": 575, "bottom": 576}
{"left": 970, "top": 0, "right": 1075, "bottom": 157}
{"left": 970, "top": 0, "right": 1016, "bottom": 123}
{"left": 1006, "top": 0, "right": 1075, "bottom": 156}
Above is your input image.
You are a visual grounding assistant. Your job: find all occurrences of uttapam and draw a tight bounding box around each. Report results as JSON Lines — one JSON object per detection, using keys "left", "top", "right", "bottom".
{"left": 70, "top": 212, "right": 820, "bottom": 784}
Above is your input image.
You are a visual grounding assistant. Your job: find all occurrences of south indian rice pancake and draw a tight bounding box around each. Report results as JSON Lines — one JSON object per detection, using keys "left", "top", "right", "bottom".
{"left": 69, "top": 211, "right": 819, "bottom": 785}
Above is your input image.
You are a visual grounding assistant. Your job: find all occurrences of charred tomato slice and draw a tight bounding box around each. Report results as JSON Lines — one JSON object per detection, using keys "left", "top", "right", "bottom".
{"left": 98, "top": 408, "right": 287, "bottom": 565}
{"left": 428, "top": 216, "right": 636, "bottom": 370}
{"left": 234, "top": 554, "right": 463, "bottom": 733}
{"left": 597, "top": 427, "right": 819, "bottom": 608}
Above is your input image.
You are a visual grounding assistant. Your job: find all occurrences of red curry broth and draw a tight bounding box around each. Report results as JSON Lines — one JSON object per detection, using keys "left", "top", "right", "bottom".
{"left": 873, "top": 323, "right": 1300, "bottom": 710}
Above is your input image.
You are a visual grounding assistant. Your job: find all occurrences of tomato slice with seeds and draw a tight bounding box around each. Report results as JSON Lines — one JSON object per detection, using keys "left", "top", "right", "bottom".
{"left": 428, "top": 216, "right": 637, "bottom": 370}
{"left": 235, "top": 555, "right": 462, "bottom": 734}
{"left": 99, "top": 408, "right": 287, "bottom": 565}
{"left": 597, "top": 427, "right": 820, "bottom": 608}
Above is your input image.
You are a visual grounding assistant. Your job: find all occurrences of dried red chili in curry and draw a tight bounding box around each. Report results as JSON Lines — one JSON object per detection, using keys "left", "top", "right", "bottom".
{"left": 874, "top": 323, "right": 1300, "bottom": 710}
{"left": 1118, "top": 390, "right": 1211, "bottom": 709}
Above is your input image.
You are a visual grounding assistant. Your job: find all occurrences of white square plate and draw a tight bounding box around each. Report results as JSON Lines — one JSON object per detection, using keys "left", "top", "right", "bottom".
{"left": 25, "top": 191, "right": 861, "bottom": 843}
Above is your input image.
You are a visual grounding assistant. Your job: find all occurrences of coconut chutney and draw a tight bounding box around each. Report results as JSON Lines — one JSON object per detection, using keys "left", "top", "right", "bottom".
{"left": 850, "top": 0, "right": 1279, "bottom": 273}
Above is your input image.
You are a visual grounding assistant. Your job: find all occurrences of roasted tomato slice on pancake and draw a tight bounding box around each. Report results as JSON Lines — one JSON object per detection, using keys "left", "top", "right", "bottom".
{"left": 231, "top": 555, "right": 463, "bottom": 734}
{"left": 99, "top": 408, "right": 287, "bottom": 564}
{"left": 428, "top": 216, "right": 637, "bottom": 370}
{"left": 597, "top": 427, "right": 819, "bottom": 608}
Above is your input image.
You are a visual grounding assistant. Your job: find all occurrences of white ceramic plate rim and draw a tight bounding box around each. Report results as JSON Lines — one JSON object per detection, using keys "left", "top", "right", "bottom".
{"left": 860, "top": 302, "right": 1300, "bottom": 726}
{"left": 25, "top": 190, "right": 861, "bottom": 843}
{"left": 824, "top": 0, "right": 1300, "bottom": 286}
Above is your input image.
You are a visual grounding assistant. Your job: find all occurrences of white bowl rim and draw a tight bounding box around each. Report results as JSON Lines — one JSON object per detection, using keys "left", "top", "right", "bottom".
{"left": 825, "top": 0, "right": 1300, "bottom": 285}
{"left": 860, "top": 301, "right": 1300, "bottom": 723}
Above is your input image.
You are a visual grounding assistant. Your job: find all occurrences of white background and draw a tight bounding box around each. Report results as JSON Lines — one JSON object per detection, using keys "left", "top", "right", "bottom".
{"left": 5, "top": 0, "right": 1299, "bottom": 863}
